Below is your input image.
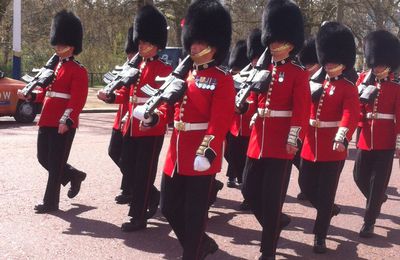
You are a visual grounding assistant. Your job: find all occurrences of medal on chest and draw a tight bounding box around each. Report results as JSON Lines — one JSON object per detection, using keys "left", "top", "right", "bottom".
{"left": 329, "top": 85, "right": 335, "bottom": 96}
{"left": 278, "top": 72, "right": 285, "bottom": 83}
{"left": 195, "top": 76, "right": 216, "bottom": 90}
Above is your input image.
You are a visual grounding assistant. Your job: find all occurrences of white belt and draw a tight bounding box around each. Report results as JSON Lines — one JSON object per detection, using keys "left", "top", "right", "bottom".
{"left": 129, "top": 96, "right": 149, "bottom": 104}
{"left": 257, "top": 108, "right": 292, "bottom": 118}
{"left": 45, "top": 91, "right": 71, "bottom": 99}
{"left": 309, "top": 119, "right": 340, "bottom": 128}
{"left": 174, "top": 121, "right": 208, "bottom": 131}
{"left": 366, "top": 112, "right": 395, "bottom": 120}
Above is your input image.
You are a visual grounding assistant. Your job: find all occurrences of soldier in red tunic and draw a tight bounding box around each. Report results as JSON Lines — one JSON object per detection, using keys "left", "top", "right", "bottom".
{"left": 240, "top": 1, "right": 310, "bottom": 259}
{"left": 17, "top": 10, "right": 88, "bottom": 213}
{"left": 353, "top": 30, "right": 400, "bottom": 238}
{"left": 299, "top": 21, "right": 360, "bottom": 254}
{"left": 108, "top": 26, "right": 138, "bottom": 205}
{"left": 225, "top": 39, "right": 250, "bottom": 188}
{"left": 136, "top": 0, "right": 235, "bottom": 258}
{"left": 295, "top": 37, "right": 321, "bottom": 201}
{"left": 226, "top": 28, "right": 263, "bottom": 194}
{"left": 98, "top": 5, "right": 172, "bottom": 231}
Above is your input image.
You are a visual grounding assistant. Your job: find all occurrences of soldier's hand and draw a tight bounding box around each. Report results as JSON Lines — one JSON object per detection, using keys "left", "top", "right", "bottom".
{"left": 97, "top": 90, "right": 107, "bottom": 101}
{"left": 333, "top": 141, "right": 345, "bottom": 152}
{"left": 395, "top": 149, "right": 400, "bottom": 158}
{"left": 17, "top": 89, "right": 31, "bottom": 101}
{"left": 286, "top": 144, "right": 298, "bottom": 155}
{"left": 133, "top": 105, "right": 152, "bottom": 123}
{"left": 58, "top": 123, "right": 69, "bottom": 134}
{"left": 194, "top": 155, "right": 211, "bottom": 172}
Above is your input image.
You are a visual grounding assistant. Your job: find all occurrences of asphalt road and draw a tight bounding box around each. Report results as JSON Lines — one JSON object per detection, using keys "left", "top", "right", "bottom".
{"left": 1, "top": 113, "right": 399, "bottom": 259}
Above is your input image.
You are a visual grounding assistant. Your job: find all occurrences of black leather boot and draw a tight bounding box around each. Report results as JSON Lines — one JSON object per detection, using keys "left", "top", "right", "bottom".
{"left": 359, "top": 223, "right": 374, "bottom": 238}
{"left": 67, "top": 170, "right": 86, "bottom": 198}
{"left": 313, "top": 235, "right": 327, "bottom": 254}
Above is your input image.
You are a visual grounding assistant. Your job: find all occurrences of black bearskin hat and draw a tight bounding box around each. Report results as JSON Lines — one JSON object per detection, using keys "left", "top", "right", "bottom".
{"left": 247, "top": 28, "right": 264, "bottom": 61}
{"left": 316, "top": 21, "right": 356, "bottom": 69}
{"left": 261, "top": 0, "right": 304, "bottom": 55}
{"left": 364, "top": 30, "right": 400, "bottom": 71}
{"left": 228, "top": 40, "right": 249, "bottom": 70}
{"left": 133, "top": 5, "right": 168, "bottom": 49}
{"left": 125, "top": 26, "right": 138, "bottom": 55}
{"left": 298, "top": 37, "right": 318, "bottom": 66}
{"left": 182, "top": 0, "right": 232, "bottom": 65}
{"left": 50, "top": 10, "right": 83, "bottom": 55}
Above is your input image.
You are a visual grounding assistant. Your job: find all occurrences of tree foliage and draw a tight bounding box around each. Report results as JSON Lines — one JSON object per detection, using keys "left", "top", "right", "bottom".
{"left": 0, "top": 0, "right": 399, "bottom": 74}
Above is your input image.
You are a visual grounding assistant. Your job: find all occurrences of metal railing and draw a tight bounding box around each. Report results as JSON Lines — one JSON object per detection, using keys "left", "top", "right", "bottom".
{"left": 1, "top": 70, "right": 106, "bottom": 88}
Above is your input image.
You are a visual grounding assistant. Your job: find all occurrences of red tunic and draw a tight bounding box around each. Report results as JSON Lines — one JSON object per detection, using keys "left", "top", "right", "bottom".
{"left": 229, "top": 93, "right": 255, "bottom": 137}
{"left": 301, "top": 76, "right": 360, "bottom": 161}
{"left": 247, "top": 59, "right": 311, "bottom": 159}
{"left": 356, "top": 73, "right": 400, "bottom": 150}
{"left": 35, "top": 58, "right": 88, "bottom": 128}
{"left": 163, "top": 66, "right": 235, "bottom": 176}
{"left": 112, "top": 103, "right": 129, "bottom": 130}
{"left": 114, "top": 58, "right": 172, "bottom": 137}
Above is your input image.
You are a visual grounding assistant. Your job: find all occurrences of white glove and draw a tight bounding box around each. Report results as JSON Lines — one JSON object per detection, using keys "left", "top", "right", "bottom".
{"left": 194, "top": 155, "right": 211, "bottom": 172}
{"left": 133, "top": 105, "right": 152, "bottom": 123}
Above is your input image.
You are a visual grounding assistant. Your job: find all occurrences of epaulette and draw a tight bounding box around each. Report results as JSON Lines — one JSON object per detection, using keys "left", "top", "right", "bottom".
{"left": 290, "top": 59, "right": 306, "bottom": 70}
{"left": 73, "top": 59, "right": 85, "bottom": 68}
{"left": 216, "top": 65, "right": 229, "bottom": 75}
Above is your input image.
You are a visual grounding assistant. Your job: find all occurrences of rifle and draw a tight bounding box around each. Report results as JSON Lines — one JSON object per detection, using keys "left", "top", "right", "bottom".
{"left": 20, "top": 54, "right": 59, "bottom": 97}
{"left": 102, "top": 53, "right": 142, "bottom": 96}
{"left": 309, "top": 67, "right": 326, "bottom": 102}
{"left": 102, "top": 62, "right": 126, "bottom": 84}
{"left": 235, "top": 48, "right": 272, "bottom": 109}
{"left": 140, "top": 55, "right": 193, "bottom": 119}
{"left": 358, "top": 70, "right": 378, "bottom": 104}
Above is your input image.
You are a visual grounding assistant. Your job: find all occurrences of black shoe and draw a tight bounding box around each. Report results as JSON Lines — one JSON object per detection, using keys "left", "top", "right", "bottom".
{"left": 280, "top": 213, "right": 291, "bottom": 230}
{"left": 115, "top": 193, "right": 132, "bottom": 204}
{"left": 67, "top": 171, "right": 86, "bottom": 198}
{"left": 121, "top": 219, "right": 147, "bottom": 232}
{"left": 227, "top": 178, "right": 237, "bottom": 188}
{"left": 200, "top": 235, "right": 218, "bottom": 259}
{"left": 331, "top": 204, "right": 341, "bottom": 217}
{"left": 34, "top": 204, "right": 59, "bottom": 214}
{"left": 359, "top": 223, "right": 374, "bottom": 238}
{"left": 297, "top": 192, "right": 307, "bottom": 201}
{"left": 313, "top": 235, "right": 327, "bottom": 254}
{"left": 238, "top": 200, "right": 251, "bottom": 211}
{"left": 209, "top": 180, "right": 224, "bottom": 206}
{"left": 146, "top": 189, "right": 160, "bottom": 219}
{"left": 297, "top": 192, "right": 307, "bottom": 200}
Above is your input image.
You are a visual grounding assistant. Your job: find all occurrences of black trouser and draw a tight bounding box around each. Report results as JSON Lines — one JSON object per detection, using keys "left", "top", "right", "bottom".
{"left": 353, "top": 149, "right": 394, "bottom": 225}
{"left": 37, "top": 127, "right": 79, "bottom": 207}
{"left": 242, "top": 157, "right": 291, "bottom": 256}
{"left": 120, "top": 134, "right": 164, "bottom": 222}
{"left": 299, "top": 159, "right": 344, "bottom": 237}
{"left": 108, "top": 129, "right": 130, "bottom": 194}
{"left": 225, "top": 132, "right": 249, "bottom": 183}
{"left": 161, "top": 172, "right": 215, "bottom": 260}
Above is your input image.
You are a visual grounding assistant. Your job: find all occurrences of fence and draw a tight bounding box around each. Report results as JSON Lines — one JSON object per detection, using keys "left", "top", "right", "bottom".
{"left": 1, "top": 69, "right": 106, "bottom": 88}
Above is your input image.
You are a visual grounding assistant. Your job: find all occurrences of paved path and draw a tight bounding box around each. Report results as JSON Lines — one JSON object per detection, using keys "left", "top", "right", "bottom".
{"left": 0, "top": 113, "right": 399, "bottom": 259}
